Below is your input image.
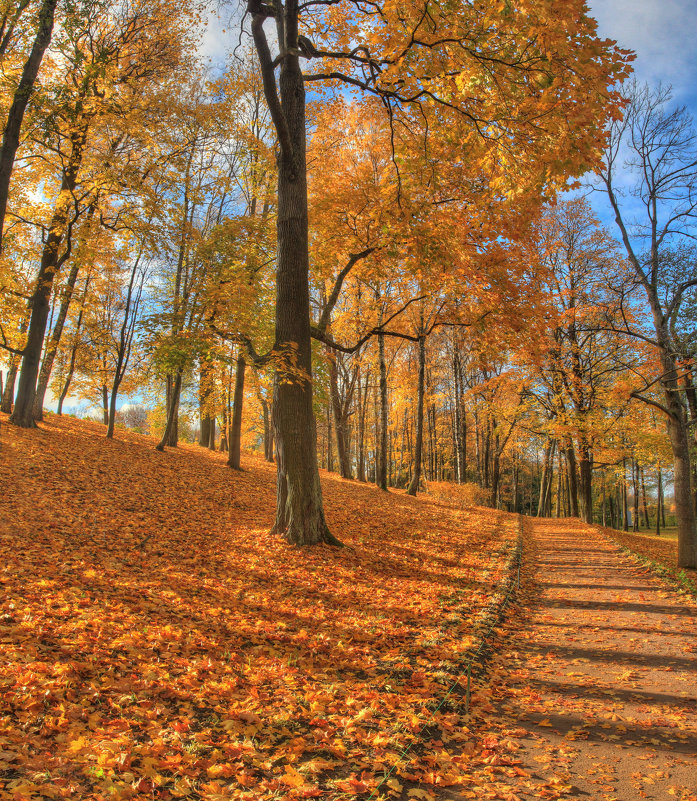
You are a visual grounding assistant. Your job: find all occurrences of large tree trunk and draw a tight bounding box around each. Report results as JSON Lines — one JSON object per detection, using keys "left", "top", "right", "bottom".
{"left": 9, "top": 123, "right": 87, "bottom": 428}
{"left": 406, "top": 333, "right": 426, "bottom": 496}
{"left": 156, "top": 370, "right": 182, "bottom": 452}
{"left": 666, "top": 410, "right": 696, "bottom": 566}
{"left": 199, "top": 414, "right": 211, "bottom": 447}
{"left": 256, "top": 24, "right": 338, "bottom": 545}
{"left": 0, "top": 0, "right": 58, "bottom": 250}
{"left": 652, "top": 331, "right": 697, "bottom": 565}
{"left": 228, "top": 352, "right": 245, "bottom": 470}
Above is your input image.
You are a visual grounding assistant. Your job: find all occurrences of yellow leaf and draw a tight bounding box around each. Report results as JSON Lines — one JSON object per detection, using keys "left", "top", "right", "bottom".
{"left": 408, "top": 790, "right": 435, "bottom": 801}
{"left": 282, "top": 766, "right": 306, "bottom": 788}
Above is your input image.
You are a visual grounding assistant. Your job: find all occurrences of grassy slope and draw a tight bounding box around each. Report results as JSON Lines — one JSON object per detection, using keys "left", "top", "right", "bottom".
{"left": 0, "top": 415, "right": 519, "bottom": 801}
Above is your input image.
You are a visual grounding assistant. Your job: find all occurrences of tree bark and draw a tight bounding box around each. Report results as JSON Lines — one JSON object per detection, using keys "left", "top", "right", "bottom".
{"left": 578, "top": 442, "right": 593, "bottom": 523}
{"left": 536, "top": 440, "right": 551, "bottom": 516}
{"left": 227, "top": 352, "right": 245, "bottom": 469}
{"left": 252, "top": 10, "right": 339, "bottom": 545}
{"left": 406, "top": 333, "right": 426, "bottom": 496}
{"left": 640, "top": 466, "right": 650, "bottom": 528}
{"left": 0, "top": 0, "right": 58, "bottom": 251}
{"left": 9, "top": 122, "right": 87, "bottom": 427}
{"left": 57, "top": 278, "right": 89, "bottom": 416}
{"left": 199, "top": 414, "right": 211, "bottom": 447}
{"left": 327, "top": 350, "right": 354, "bottom": 478}
{"left": 564, "top": 440, "right": 580, "bottom": 518}
{"left": 376, "top": 327, "right": 388, "bottom": 491}
{"left": 156, "top": 370, "right": 182, "bottom": 452}
{"left": 101, "top": 384, "right": 108, "bottom": 425}
{"left": 33, "top": 256, "right": 81, "bottom": 420}
{"left": 1, "top": 326, "right": 23, "bottom": 413}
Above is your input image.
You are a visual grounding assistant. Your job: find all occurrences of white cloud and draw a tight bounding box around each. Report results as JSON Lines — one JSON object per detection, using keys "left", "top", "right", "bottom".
{"left": 587, "top": 0, "right": 697, "bottom": 103}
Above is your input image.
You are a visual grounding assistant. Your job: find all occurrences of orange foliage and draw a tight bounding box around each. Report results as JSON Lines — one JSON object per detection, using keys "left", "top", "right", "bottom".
{"left": 0, "top": 415, "right": 519, "bottom": 799}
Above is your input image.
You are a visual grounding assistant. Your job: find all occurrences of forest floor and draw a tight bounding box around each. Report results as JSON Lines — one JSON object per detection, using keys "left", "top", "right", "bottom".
{"left": 1, "top": 414, "right": 696, "bottom": 801}
{"left": 0, "top": 413, "right": 520, "bottom": 801}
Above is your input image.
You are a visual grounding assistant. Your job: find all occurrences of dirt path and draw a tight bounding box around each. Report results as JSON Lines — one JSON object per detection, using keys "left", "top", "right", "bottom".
{"left": 458, "top": 519, "right": 697, "bottom": 801}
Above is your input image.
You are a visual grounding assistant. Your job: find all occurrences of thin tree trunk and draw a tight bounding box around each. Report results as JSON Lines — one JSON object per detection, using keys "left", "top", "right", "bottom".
{"left": 376, "top": 327, "right": 388, "bottom": 491}
{"left": 537, "top": 439, "right": 553, "bottom": 517}
{"left": 101, "top": 384, "right": 108, "bottom": 425}
{"left": 656, "top": 467, "right": 662, "bottom": 536}
{"left": 56, "top": 277, "right": 90, "bottom": 416}
{"left": 227, "top": 352, "right": 245, "bottom": 470}
{"left": 578, "top": 442, "right": 593, "bottom": 523}
{"left": 1, "top": 323, "right": 24, "bottom": 412}
{"left": 357, "top": 367, "right": 369, "bottom": 482}
{"left": 640, "top": 466, "right": 650, "bottom": 528}
{"left": 632, "top": 458, "right": 640, "bottom": 532}
{"left": 565, "top": 440, "right": 580, "bottom": 518}
{"left": 622, "top": 459, "right": 629, "bottom": 531}
{"left": 406, "top": 333, "right": 425, "bottom": 496}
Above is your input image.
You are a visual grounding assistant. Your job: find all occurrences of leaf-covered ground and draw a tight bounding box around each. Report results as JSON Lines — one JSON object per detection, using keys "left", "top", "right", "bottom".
{"left": 0, "top": 415, "right": 519, "bottom": 800}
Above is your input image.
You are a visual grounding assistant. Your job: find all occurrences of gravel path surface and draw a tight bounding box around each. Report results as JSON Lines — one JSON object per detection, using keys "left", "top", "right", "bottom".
{"left": 450, "top": 518, "right": 697, "bottom": 801}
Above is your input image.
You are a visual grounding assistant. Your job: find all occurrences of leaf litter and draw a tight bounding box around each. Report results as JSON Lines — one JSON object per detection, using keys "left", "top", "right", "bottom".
{"left": 0, "top": 415, "right": 520, "bottom": 800}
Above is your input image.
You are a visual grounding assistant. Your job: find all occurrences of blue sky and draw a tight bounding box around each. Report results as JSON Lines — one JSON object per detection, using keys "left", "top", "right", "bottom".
{"left": 583, "top": 1, "right": 697, "bottom": 228}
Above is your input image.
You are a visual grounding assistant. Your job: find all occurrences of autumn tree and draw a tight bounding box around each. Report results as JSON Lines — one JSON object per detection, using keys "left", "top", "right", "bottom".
{"left": 5, "top": 0, "right": 197, "bottom": 427}
{"left": 244, "top": 0, "right": 632, "bottom": 545}
{"left": 597, "top": 82, "right": 697, "bottom": 567}
{"left": 0, "top": 0, "right": 59, "bottom": 249}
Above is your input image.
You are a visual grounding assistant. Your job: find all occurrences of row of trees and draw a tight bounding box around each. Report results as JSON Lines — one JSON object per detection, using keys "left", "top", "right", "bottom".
{"left": 1, "top": 1, "right": 696, "bottom": 565}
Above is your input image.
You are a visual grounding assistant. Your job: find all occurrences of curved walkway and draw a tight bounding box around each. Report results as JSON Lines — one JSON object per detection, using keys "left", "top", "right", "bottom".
{"left": 457, "top": 519, "right": 697, "bottom": 801}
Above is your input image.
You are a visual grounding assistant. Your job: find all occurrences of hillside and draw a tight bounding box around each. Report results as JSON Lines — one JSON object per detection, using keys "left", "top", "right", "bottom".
{"left": 0, "top": 415, "right": 520, "bottom": 800}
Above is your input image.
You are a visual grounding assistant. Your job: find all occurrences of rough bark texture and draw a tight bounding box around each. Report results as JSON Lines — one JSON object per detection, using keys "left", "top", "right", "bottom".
{"left": 199, "top": 415, "right": 211, "bottom": 447}
{"left": 252, "top": 7, "right": 339, "bottom": 545}
{"left": 156, "top": 371, "right": 182, "bottom": 452}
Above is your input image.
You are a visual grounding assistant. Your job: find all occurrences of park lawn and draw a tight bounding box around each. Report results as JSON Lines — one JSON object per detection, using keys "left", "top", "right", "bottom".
{"left": 597, "top": 525, "right": 697, "bottom": 592}
{"left": 619, "top": 527, "right": 678, "bottom": 540}
{"left": 0, "top": 414, "right": 519, "bottom": 801}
